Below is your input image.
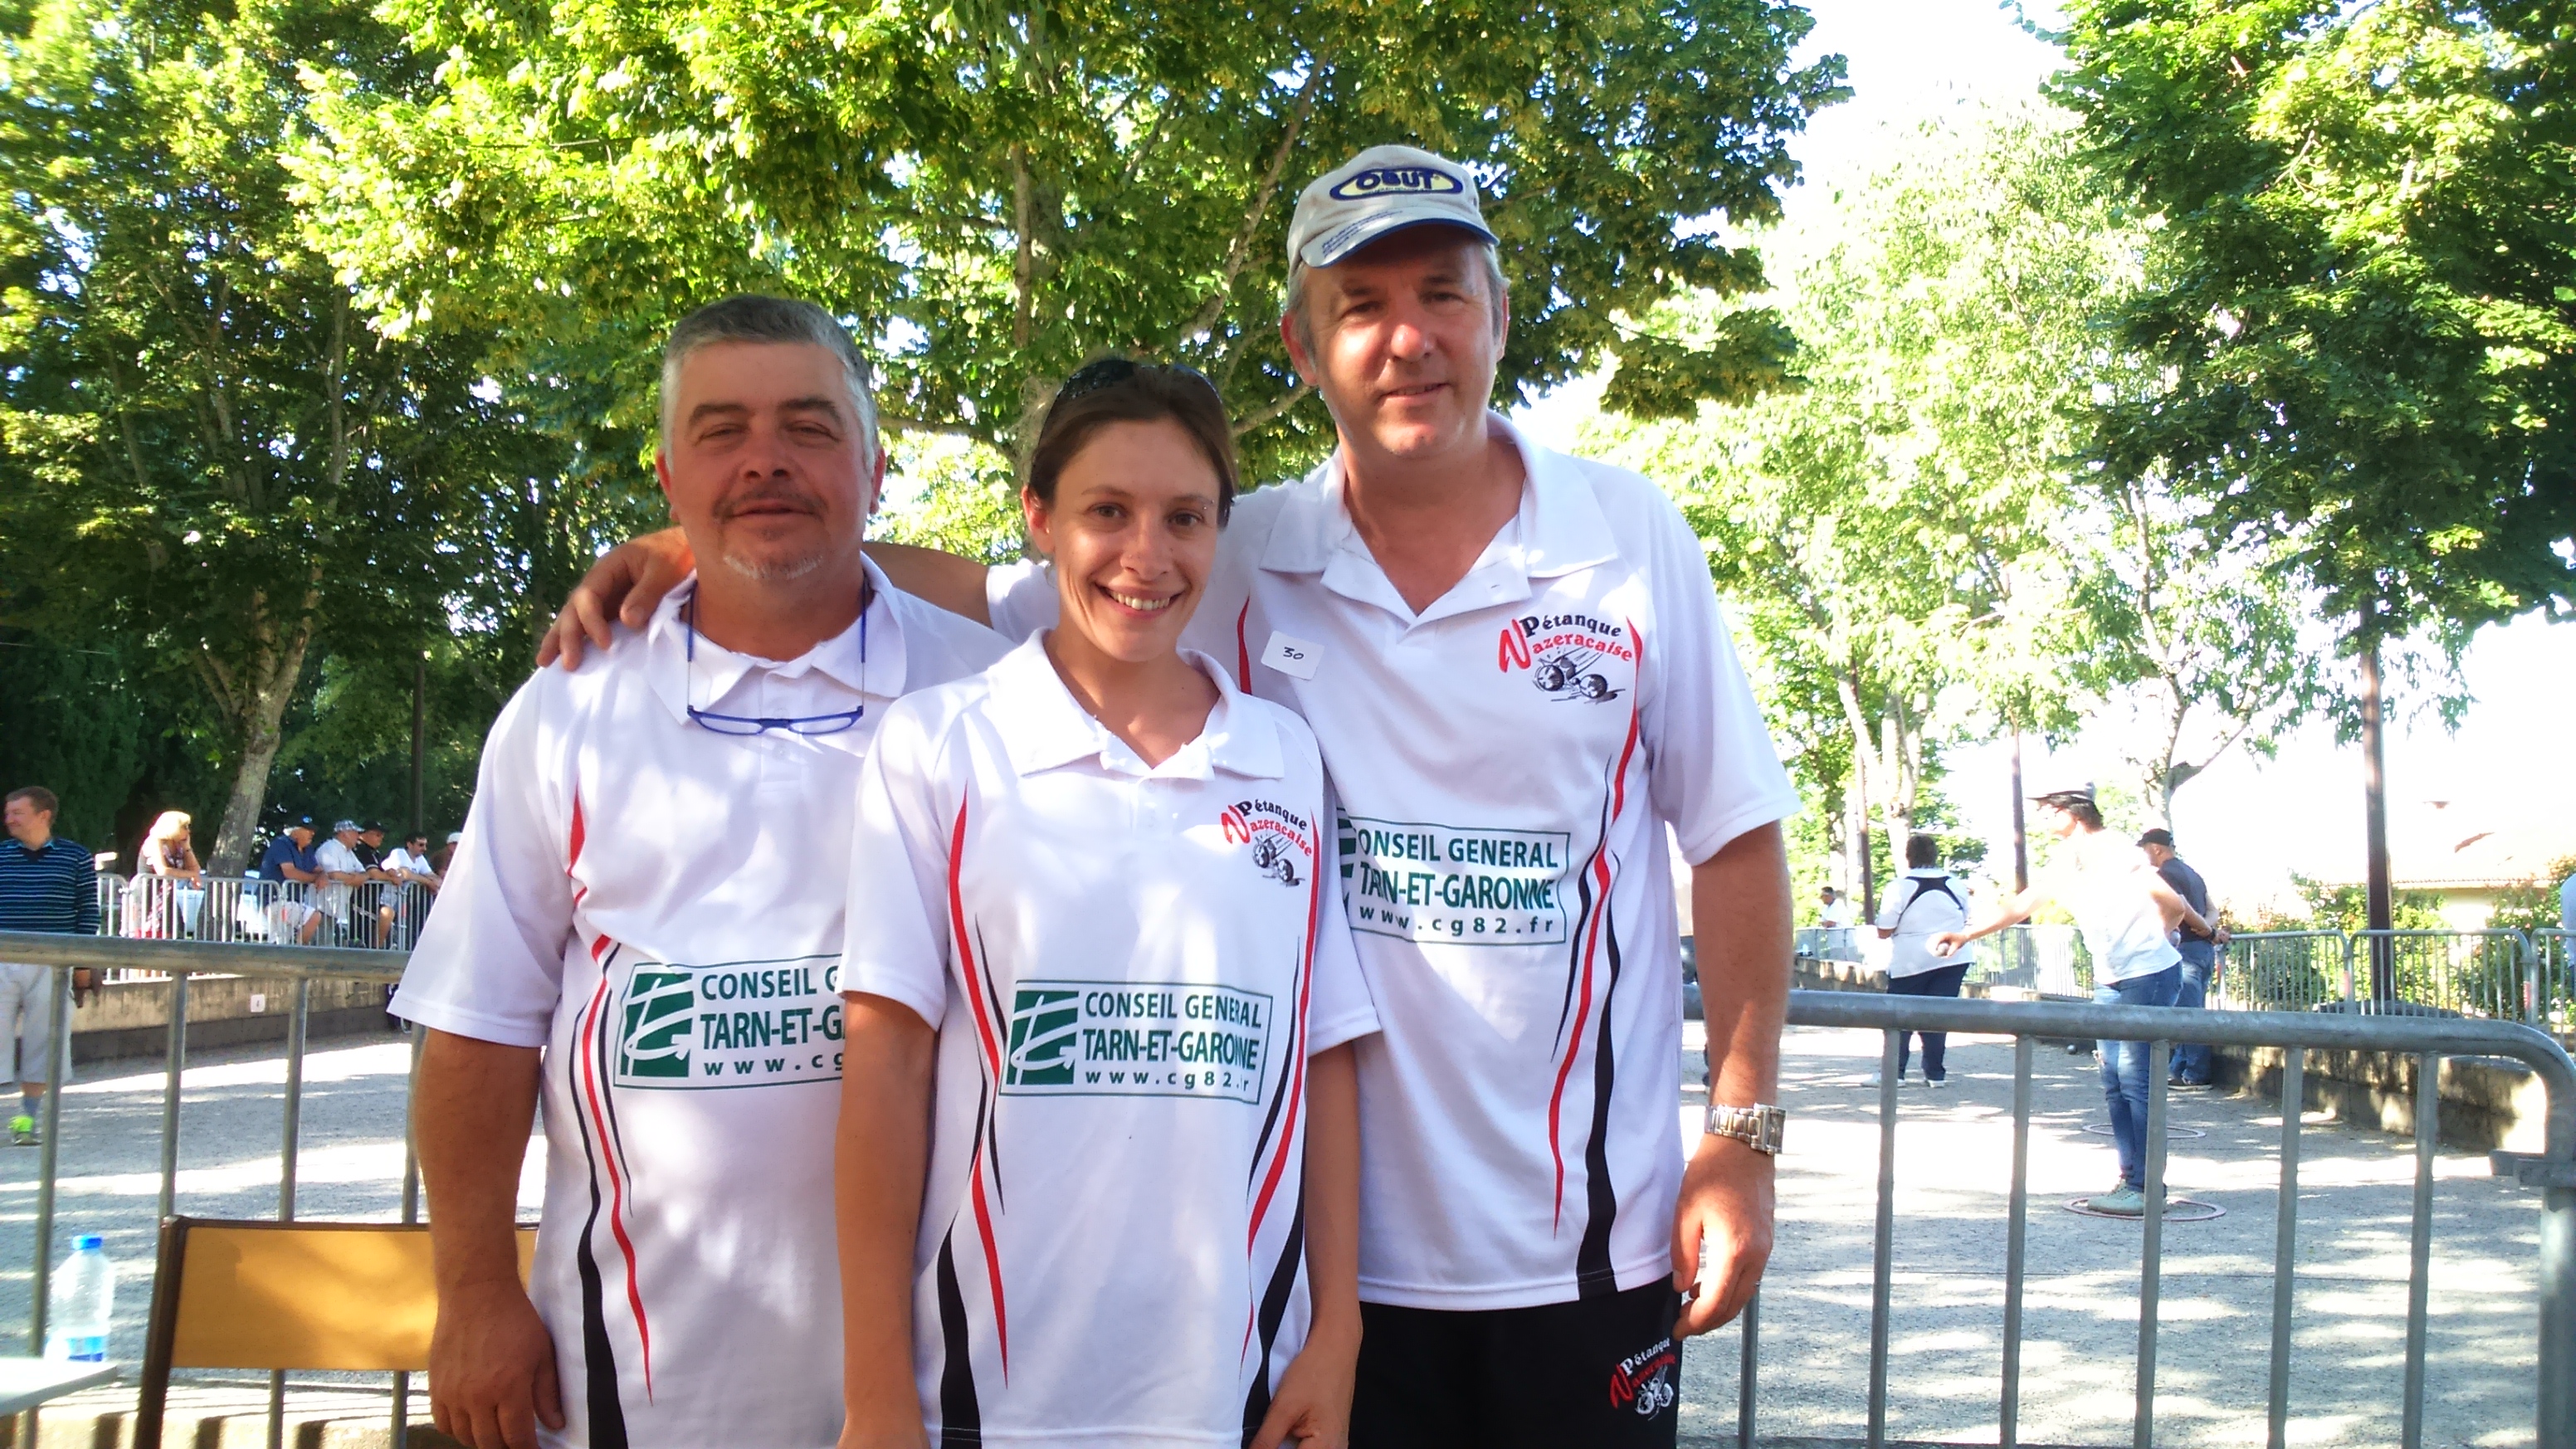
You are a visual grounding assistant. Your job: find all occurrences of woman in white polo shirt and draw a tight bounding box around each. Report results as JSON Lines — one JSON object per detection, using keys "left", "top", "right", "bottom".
{"left": 836, "top": 359, "right": 1378, "bottom": 1449}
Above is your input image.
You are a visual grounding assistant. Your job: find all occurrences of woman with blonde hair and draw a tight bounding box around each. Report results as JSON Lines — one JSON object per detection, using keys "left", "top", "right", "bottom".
{"left": 127, "top": 810, "right": 204, "bottom": 938}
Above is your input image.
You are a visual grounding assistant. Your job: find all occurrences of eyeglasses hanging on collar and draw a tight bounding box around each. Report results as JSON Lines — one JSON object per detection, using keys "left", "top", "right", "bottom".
{"left": 683, "top": 592, "right": 868, "bottom": 736}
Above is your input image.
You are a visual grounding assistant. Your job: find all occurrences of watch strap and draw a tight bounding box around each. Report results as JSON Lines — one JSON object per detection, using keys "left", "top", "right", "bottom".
{"left": 1705, "top": 1103, "right": 1786, "bottom": 1154}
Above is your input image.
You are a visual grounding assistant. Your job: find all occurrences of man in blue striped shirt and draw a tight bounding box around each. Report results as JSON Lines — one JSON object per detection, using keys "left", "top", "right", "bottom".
{"left": 0, "top": 786, "right": 96, "bottom": 1146}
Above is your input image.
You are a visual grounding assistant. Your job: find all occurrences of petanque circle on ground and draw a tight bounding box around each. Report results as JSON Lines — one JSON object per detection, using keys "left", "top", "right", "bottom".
{"left": 2059, "top": 1194, "right": 2227, "bottom": 1222}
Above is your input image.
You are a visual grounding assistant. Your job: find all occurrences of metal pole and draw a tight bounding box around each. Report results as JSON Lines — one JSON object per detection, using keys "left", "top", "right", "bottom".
{"left": 1868, "top": 1028, "right": 1899, "bottom": 1449}
{"left": 158, "top": 969, "right": 189, "bottom": 1223}
{"left": 2001, "top": 1034, "right": 2032, "bottom": 1449}
{"left": 2135, "top": 1042, "right": 2171, "bottom": 1449}
{"left": 1735, "top": 1287, "right": 1759, "bottom": 1449}
{"left": 394, "top": 1026, "right": 428, "bottom": 1449}
{"left": 27, "top": 965, "right": 71, "bottom": 1354}
{"left": 269, "top": 976, "right": 311, "bottom": 1449}
{"left": 2266, "top": 1048, "right": 2303, "bottom": 1449}
{"left": 2401, "top": 1052, "right": 2437, "bottom": 1449}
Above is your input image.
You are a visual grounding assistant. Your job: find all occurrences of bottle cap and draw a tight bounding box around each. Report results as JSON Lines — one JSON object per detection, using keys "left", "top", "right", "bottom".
{"left": 74, "top": 1234, "right": 102, "bottom": 1251}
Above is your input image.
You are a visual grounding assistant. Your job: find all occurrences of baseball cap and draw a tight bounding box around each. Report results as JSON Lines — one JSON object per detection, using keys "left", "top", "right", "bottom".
{"left": 289, "top": 816, "right": 316, "bottom": 831}
{"left": 2137, "top": 827, "right": 2175, "bottom": 848}
{"left": 2031, "top": 783, "right": 2095, "bottom": 807}
{"left": 1285, "top": 145, "right": 1498, "bottom": 271}
{"left": 332, "top": 818, "right": 361, "bottom": 834}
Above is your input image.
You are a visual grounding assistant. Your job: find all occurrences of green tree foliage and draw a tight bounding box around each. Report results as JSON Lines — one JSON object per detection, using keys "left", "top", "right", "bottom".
{"left": 2051, "top": 0, "right": 2576, "bottom": 644}
{"left": 295, "top": 0, "right": 1847, "bottom": 491}
{"left": 1583, "top": 108, "right": 2111, "bottom": 905}
{"left": 0, "top": 0, "right": 655, "bottom": 868}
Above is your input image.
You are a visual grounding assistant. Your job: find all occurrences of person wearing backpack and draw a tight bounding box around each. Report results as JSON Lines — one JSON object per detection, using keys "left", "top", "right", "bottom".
{"left": 1867, "top": 834, "right": 1973, "bottom": 1088}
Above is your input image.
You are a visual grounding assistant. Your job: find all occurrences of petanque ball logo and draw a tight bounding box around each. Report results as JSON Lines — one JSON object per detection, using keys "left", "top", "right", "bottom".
{"left": 1004, "top": 987, "right": 1083, "bottom": 1087}
{"left": 1497, "top": 615, "right": 1630, "bottom": 703}
{"left": 619, "top": 970, "right": 695, "bottom": 1079}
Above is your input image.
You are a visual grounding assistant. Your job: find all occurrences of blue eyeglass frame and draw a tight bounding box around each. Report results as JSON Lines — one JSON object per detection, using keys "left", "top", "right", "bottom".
{"left": 682, "top": 594, "right": 868, "bottom": 736}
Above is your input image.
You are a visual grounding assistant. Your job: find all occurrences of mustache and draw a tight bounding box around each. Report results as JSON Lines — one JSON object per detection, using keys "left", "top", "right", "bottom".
{"left": 715, "top": 484, "right": 824, "bottom": 521}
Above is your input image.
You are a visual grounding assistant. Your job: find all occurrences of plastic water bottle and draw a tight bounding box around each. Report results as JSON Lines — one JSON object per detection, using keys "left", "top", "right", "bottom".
{"left": 44, "top": 1235, "right": 115, "bottom": 1363}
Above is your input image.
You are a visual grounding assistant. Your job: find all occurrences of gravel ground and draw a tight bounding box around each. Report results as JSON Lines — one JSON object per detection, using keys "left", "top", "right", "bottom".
{"left": 0, "top": 1021, "right": 2545, "bottom": 1447}
{"left": 1676, "top": 1023, "right": 2543, "bottom": 1448}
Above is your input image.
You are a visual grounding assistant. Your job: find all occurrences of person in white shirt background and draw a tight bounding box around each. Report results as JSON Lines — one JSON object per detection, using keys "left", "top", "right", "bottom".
{"left": 1931, "top": 787, "right": 2226, "bottom": 1218}
{"left": 311, "top": 821, "right": 370, "bottom": 940}
{"left": 547, "top": 144, "right": 1798, "bottom": 1449}
{"left": 394, "top": 295, "right": 1006, "bottom": 1449}
{"left": 837, "top": 359, "right": 1377, "bottom": 1449}
{"left": 1866, "top": 834, "right": 1973, "bottom": 1089}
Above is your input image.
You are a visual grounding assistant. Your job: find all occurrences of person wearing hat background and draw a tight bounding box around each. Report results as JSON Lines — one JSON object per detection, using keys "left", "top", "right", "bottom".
{"left": 255, "top": 817, "right": 327, "bottom": 944}
{"left": 540, "top": 142, "right": 1799, "bottom": 1449}
{"left": 311, "top": 820, "right": 373, "bottom": 944}
{"left": 1931, "top": 788, "right": 2227, "bottom": 1216}
{"left": 2138, "top": 828, "right": 2227, "bottom": 1087}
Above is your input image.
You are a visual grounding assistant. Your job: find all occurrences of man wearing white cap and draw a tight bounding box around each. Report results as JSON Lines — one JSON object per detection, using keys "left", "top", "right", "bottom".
{"left": 544, "top": 144, "right": 1798, "bottom": 1448}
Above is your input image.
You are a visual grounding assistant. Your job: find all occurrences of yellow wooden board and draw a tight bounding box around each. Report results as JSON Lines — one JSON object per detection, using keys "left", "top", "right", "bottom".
{"left": 168, "top": 1223, "right": 535, "bottom": 1372}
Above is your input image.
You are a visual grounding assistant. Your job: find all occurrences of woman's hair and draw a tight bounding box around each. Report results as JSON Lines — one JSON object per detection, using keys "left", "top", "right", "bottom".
{"left": 1905, "top": 832, "right": 1939, "bottom": 869}
{"left": 146, "top": 810, "right": 191, "bottom": 844}
{"left": 1024, "top": 357, "right": 1239, "bottom": 524}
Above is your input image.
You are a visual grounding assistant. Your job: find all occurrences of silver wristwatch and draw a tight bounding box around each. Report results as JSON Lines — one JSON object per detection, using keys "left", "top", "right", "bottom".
{"left": 1704, "top": 1104, "right": 1786, "bottom": 1154}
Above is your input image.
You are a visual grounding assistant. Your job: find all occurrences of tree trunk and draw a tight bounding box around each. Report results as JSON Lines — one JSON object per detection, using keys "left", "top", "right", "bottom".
{"left": 2360, "top": 632, "right": 2396, "bottom": 1003}
{"left": 2009, "top": 724, "right": 2029, "bottom": 893}
{"left": 204, "top": 622, "right": 315, "bottom": 875}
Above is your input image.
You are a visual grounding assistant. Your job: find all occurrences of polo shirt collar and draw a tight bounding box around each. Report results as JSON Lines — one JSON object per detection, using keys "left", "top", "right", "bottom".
{"left": 642, "top": 559, "right": 909, "bottom": 727}
{"left": 1258, "top": 412, "right": 1622, "bottom": 622}
{"left": 985, "top": 633, "right": 1285, "bottom": 782}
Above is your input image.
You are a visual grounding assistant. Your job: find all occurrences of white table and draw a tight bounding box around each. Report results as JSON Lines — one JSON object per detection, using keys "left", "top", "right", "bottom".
{"left": 0, "top": 1358, "right": 119, "bottom": 1416}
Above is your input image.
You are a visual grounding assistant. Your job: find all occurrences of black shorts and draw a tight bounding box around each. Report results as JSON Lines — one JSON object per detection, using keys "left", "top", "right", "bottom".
{"left": 1349, "top": 1279, "right": 1681, "bottom": 1449}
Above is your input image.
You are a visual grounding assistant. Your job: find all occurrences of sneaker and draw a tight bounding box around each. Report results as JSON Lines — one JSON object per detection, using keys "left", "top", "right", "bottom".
{"left": 1925, "top": 1076, "right": 1949, "bottom": 1090}
{"left": 10, "top": 1115, "right": 37, "bottom": 1147}
{"left": 2088, "top": 1184, "right": 2146, "bottom": 1216}
{"left": 1861, "top": 1071, "right": 1902, "bottom": 1087}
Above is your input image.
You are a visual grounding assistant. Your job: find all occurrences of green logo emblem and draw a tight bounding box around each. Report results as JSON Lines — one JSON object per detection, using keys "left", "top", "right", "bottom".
{"left": 1004, "top": 987, "right": 1082, "bottom": 1087}
{"left": 619, "top": 970, "right": 696, "bottom": 1079}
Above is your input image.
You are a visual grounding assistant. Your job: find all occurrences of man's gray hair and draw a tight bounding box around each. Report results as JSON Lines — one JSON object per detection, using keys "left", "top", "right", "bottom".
{"left": 1282, "top": 239, "right": 1510, "bottom": 360}
{"left": 660, "top": 295, "right": 879, "bottom": 456}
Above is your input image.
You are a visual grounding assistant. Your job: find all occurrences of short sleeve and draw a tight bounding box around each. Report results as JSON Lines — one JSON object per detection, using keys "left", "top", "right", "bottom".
{"left": 983, "top": 559, "right": 1062, "bottom": 645}
{"left": 839, "top": 700, "right": 958, "bottom": 1031}
{"left": 1632, "top": 489, "right": 1800, "bottom": 864}
{"left": 391, "top": 684, "right": 575, "bottom": 1047}
{"left": 1871, "top": 887, "right": 1905, "bottom": 932}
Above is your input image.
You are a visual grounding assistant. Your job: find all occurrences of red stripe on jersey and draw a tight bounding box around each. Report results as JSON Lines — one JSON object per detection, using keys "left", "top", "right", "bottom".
{"left": 1235, "top": 601, "right": 1252, "bottom": 690}
{"left": 947, "top": 799, "right": 1003, "bottom": 1083}
{"left": 1545, "top": 642, "right": 1647, "bottom": 1227}
{"left": 969, "top": 1154, "right": 1009, "bottom": 1378}
{"left": 568, "top": 794, "right": 588, "bottom": 907}
{"left": 576, "top": 968, "right": 655, "bottom": 1398}
{"left": 946, "top": 798, "right": 1011, "bottom": 1377}
{"left": 1246, "top": 859, "right": 1323, "bottom": 1251}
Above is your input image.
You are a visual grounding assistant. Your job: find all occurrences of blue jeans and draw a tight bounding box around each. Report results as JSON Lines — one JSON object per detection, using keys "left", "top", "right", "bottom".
{"left": 2170, "top": 953, "right": 2214, "bottom": 1082}
{"left": 1888, "top": 963, "right": 1971, "bottom": 1081}
{"left": 2095, "top": 966, "right": 2183, "bottom": 1188}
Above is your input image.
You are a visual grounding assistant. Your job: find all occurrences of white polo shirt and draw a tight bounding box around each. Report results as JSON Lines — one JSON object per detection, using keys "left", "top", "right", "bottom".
{"left": 1874, "top": 870, "right": 1972, "bottom": 978}
{"left": 843, "top": 636, "right": 1378, "bottom": 1446}
{"left": 393, "top": 566, "right": 1006, "bottom": 1449}
{"left": 988, "top": 416, "right": 1798, "bottom": 1311}
{"left": 311, "top": 837, "right": 363, "bottom": 920}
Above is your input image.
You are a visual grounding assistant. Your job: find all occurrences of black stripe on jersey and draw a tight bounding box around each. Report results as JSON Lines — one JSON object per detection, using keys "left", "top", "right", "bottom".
{"left": 934, "top": 1230, "right": 982, "bottom": 1446}
{"left": 595, "top": 948, "right": 637, "bottom": 1178}
{"left": 973, "top": 923, "right": 1008, "bottom": 1208}
{"left": 568, "top": 1012, "right": 632, "bottom": 1449}
{"left": 1238, "top": 1193, "right": 1309, "bottom": 1446}
{"left": 1242, "top": 949, "right": 1305, "bottom": 1188}
{"left": 1575, "top": 895, "right": 1625, "bottom": 1299}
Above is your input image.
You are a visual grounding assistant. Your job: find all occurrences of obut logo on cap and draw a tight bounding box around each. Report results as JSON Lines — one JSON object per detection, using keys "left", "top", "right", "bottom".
{"left": 1328, "top": 165, "right": 1466, "bottom": 201}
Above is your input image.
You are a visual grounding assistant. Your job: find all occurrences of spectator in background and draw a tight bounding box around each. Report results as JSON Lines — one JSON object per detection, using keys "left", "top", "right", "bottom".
{"left": 0, "top": 786, "right": 96, "bottom": 1147}
{"left": 256, "top": 818, "right": 326, "bottom": 944}
{"left": 354, "top": 823, "right": 388, "bottom": 873}
{"left": 1867, "top": 834, "right": 1974, "bottom": 1089}
{"left": 2139, "top": 828, "right": 2228, "bottom": 1088}
{"left": 1819, "top": 885, "right": 1853, "bottom": 929}
{"left": 128, "top": 811, "right": 204, "bottom": 939}
{"left": 378, "top": 831, "right": 441, "bottom": 947}
{"left": 312, "top": 820, "right": 369, "bottom": 944}
{"left": 428, "top": 831, "right": 461, "bottom": 880}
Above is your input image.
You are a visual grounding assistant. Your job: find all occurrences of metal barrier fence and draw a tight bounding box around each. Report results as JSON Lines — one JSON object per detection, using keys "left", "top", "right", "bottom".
{"left": 1762, "top": 990, "right": 2576, "bottom": 1449}
{"left": 2221, "top": 927, "right": 2565, "bottom": 1027}
{"left": 2, "top": 932, "right": 2570, "bottom": 1447}
{"left": 95, "top": 873, "right": 432, "bottom": 954}
{"left": 0, "top": 930, "right": 417, "bottom": 1448}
